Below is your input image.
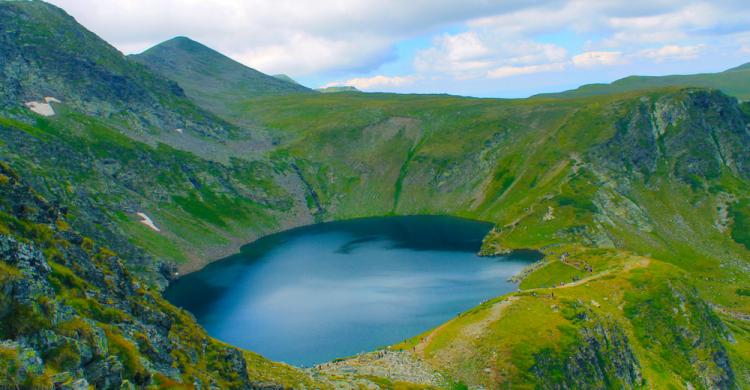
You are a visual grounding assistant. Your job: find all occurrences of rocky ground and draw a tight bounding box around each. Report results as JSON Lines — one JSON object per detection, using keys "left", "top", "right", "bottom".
{"left": 312, "top": 349, "right": 446, "bottom": 389}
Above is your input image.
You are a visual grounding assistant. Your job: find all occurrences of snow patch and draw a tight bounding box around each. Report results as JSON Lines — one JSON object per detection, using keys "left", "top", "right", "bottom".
{"left": 136, "top": 212, "right": 160, "bottom": 232}
{"left": 24, "top": 97, "right": 60, "bottom": 117}
{"left": 543, "top": 206, "right": 555, "bottom": 221}
{"left": 175, "top": 128, "right": 184, "bottom": 134}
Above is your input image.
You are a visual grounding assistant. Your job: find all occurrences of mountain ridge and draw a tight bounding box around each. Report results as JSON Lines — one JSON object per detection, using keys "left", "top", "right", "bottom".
{"left": 535, "top": 61, "right": 750, "bottom": 100}
{"left": 0, "top": 1, "right": 233, "bottom": 139}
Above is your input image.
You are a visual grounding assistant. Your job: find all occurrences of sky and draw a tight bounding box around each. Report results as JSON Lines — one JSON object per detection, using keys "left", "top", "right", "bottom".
{"left": 47, "top": 0, "right": 750, "bottom": 98}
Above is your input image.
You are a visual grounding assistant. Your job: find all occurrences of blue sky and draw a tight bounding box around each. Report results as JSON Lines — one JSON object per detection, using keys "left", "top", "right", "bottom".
{"left": 49, "top": 0, "right": 750, "bottom": 98}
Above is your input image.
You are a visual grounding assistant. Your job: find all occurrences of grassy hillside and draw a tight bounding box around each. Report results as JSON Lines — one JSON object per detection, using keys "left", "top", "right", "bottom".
{"left": 536, "top": 62, "right": 750, "bottom": 101}
{"left": 238, "top": 89, "right": 750, "bottom": 387}
{"left": 3, "top": 85, "right": 749, "bottom": 387}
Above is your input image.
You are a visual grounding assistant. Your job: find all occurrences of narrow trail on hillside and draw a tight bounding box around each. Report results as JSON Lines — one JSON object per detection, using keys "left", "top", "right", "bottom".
{"left": 413, "top": 256, "right": 652, "bottom": 360}
{"left": 524, "top": 256, "right": 651, "bottom": 292}
{"left": 414, "top": 296, "right": 519, "bottom": 359}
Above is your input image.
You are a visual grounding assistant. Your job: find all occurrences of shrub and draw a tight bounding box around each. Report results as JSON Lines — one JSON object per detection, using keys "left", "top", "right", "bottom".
{"left": 45, "top": 343, "right": 80, "bottom": 371}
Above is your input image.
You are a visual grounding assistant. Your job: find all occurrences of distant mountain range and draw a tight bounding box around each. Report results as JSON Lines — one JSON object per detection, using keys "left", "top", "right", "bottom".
{"left": 317, "top": 86, "right": 361, "bottom": 93}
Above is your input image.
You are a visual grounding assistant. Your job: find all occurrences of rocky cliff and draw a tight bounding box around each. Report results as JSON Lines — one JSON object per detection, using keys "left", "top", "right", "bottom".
{"left": 0, "top": 162, "right": 318, "bottom": 388}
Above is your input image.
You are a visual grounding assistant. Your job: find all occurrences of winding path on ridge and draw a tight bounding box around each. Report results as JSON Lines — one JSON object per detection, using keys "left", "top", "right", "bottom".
{"left": 412, "top": 255, "right": 651, "bottom": 360}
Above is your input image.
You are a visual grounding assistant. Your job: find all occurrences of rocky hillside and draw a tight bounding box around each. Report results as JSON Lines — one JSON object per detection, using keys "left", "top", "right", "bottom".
{"left": 0, "top": 1, "right": 234, "bottom": 139}
{"left": 0, "top": 162, "right": 325, "bottom": 388}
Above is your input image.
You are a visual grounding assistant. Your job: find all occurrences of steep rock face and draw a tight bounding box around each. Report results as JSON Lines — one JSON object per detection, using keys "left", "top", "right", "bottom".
{"left": 531, "top": 314, "right": 643, "bottom": 390}
{"left": 0, "top": 163, "right": 308, "bottom": 389}
{"left": 590, "top": 89, "right": 750, "bottom": 183}
{"left": 0, "top": 1, "right": 231, "bottom": 139}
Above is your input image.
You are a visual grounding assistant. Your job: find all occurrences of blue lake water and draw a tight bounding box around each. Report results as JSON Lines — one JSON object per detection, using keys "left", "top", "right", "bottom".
{"left": 163, "top": 216, "right": 538, "bottom": 367}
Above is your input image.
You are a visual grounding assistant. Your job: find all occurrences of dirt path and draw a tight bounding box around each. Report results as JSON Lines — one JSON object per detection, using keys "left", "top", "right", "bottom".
{"left": 525, "top": 256, "right": 650, "bottom": 292}
{"left": 414, "top": 318, "right": 452, "bottom": 357}
{"left": 414, "top": 296, "right": 519, "bottom": 358}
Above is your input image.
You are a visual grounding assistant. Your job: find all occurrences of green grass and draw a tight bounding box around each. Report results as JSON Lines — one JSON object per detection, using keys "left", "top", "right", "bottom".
{"left": 519, "top": 261, "right": 581, "bottom": 289}
{"left": 731, "top": 199, "right": 750, "bottom": 250}
{"left": 2, "top": 56, "right": 750, "bottom": 388}
{"left": 112, "top": 211, "right": 188, "bottom": 263}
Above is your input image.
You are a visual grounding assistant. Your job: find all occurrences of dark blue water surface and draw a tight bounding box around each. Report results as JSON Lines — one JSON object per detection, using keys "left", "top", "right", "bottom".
{"left": 164, "top": 216, "right": 538, "bottom": 367}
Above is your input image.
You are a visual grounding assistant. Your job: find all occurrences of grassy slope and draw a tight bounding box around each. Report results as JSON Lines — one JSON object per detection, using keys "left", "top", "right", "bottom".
{"left": 0, "top": 108, "right": 310, "bottom": 275}
{"left": 235, "top": 89, "right": 750, "bottom": 388}
{"left": 535, "top": 62, "right": 750, "bottom": 101}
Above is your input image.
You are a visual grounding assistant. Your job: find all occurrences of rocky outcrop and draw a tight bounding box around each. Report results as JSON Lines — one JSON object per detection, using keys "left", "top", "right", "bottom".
{"left": 0, "top": 163, "right": 305, "bottom": 388}
{"left": 532, "top": 316, "right": 643, "bottom": 390}
{"left": 313, "top": 350, "right": 445, "bottom": 387}
{"left": 590, "top": 89, "right": 750, "bottom": 183}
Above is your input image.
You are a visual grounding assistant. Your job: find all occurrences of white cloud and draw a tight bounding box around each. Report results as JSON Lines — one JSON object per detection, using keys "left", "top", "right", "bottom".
{"left": 231, "top": 33, "right": 393, "bottom": 76}
{"left": 572, "top": 51, "right": 625, "bottom": 67}
{"left": 415, "top": 31, "right": 567, "bottom": 80}
{"left": 607, "top": 4, "right": 717, "bottom": 32}
{"left": 323, "top": 75, "right": 419, "bottom": 90}
{"left": 487, "top": 63, "right": 566, "bottom": 79}
{"left": 636, "top": 44, "right": 705, "bottom": 62}
{"left": 46, "top": 0, "right": 547, "bottom": 76}
{"left": 42, "top": 0, "right": 750, "bottom": 94}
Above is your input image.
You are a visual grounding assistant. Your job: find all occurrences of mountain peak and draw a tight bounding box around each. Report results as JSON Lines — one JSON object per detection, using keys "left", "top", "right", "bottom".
{"left": 0, "top": 0, "right": 230, "bottom": 139}
{"left": 131, "top": 37, "right": 313, "bottom": 118}
{"left": 273, "top": 74, "right": 301, "bottom": 85}
{"left": 147, "top": 35, "right": 210, "bottom": 53}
